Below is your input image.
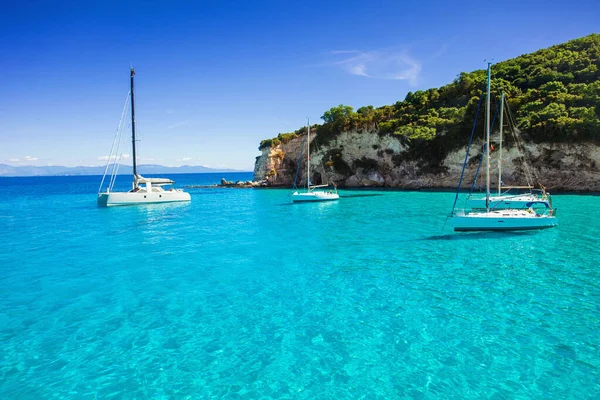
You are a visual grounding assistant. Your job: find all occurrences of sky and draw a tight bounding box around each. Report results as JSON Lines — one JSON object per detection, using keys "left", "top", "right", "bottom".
{"left": 1, "top": 0, "right": 598, "bottom": 171}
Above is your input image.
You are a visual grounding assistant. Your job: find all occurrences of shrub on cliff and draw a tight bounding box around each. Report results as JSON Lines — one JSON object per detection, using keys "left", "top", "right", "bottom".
{"left": 259, "top": 34, "right": 600, "bottom": 161}
{"left": 258, "top": 126, "right": 311, "bottom": 150}
{"left": 259, "top": 138, "right": 280, "bottom": 150}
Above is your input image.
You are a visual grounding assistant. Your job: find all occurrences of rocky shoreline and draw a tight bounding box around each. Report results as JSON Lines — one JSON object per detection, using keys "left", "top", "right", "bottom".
{"left": 186, "top": 178, "right": 270, "bottom": 189}
{"left": 219, "top": 178, "right": 270, "bottom": 188}
{"left": 253, "top": 132, "right": 600, "bottom": 192}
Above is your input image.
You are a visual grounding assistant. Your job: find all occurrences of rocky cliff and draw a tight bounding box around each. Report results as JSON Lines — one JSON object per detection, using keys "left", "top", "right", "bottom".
{"left": 254, "top": 35, "right": 600, "bottom": 191}
{"left": 254, "top": 131, "right": 600, "bottom": 192}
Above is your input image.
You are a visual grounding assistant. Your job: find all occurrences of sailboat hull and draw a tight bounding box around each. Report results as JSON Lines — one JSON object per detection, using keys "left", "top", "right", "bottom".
{"left": 452, "top": 210, "right": 558, "bottom": 231}
{"left": 98, "top": 191, "right": 191, "bottom": 207}
{"left": 292, "top": 191, "right": 339, "bottom": 202}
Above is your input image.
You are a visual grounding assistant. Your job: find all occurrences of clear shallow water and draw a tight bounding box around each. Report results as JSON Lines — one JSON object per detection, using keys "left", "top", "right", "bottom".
{"left": 0, "top": 173, "right": 599, "bottom": 399}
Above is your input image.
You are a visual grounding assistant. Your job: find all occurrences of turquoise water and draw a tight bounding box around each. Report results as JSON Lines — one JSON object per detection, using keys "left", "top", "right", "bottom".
{"left": 1, "top": 173, "right": 599, "bottom": 399}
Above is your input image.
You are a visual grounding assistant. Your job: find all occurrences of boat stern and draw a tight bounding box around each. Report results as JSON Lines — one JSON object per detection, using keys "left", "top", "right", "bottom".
{"left": 97, "top": 193, "right": 110, "bottom": 207}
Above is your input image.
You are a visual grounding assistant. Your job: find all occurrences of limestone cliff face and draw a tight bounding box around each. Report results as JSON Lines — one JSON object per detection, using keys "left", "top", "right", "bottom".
{"left": 254, "top": 136, "right": 305, "bottom": 186}
{"left": 254, "top": 131, "right": 600, "bottom": 191}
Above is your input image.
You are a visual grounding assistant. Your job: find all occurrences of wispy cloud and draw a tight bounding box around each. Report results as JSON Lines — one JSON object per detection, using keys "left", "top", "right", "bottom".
{"left": 167, "top": 120, "right": 189, "bottom": 130}
{"left": 328, "top": 49, "right": 422, "bottom": 85}
{"left": 7, "top": 156, "right": 38, "bottom": 163}
{"left": 98, "top": 154, "right": 130, "bottom": 162}
{"left": 430, "top": 44, "right": 449, "bottom": 60}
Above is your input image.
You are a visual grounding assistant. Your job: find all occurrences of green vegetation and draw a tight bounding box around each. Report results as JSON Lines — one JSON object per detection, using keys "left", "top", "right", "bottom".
{"left": 259, "top": 34, "right": 600, "bottom": 171}
{"left": 258, "top": 125, "right": 317, "bottom": 150}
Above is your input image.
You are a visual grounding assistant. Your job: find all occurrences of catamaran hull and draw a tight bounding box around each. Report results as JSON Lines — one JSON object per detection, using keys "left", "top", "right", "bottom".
{"left": 292, "top": 192, "right": 339, "bottom": 202}
{"left": 98, "top": 191, "right": 191, "bottom": 207}
{"left": 452, "top": 213, "right": 558, "bottom": 231}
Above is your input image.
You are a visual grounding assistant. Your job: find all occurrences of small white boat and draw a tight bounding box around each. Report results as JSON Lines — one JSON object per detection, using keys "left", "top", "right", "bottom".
{"left": 451, "top": 63, "right": 557, "bottom": 232}
{"left": 98, "top": 175, "right": 191, "bottom": 207}
{"left": 98, "top": 68, "right": 191, "bottom": 207}
{"left": 292, "top": 189, "right": 339, "bottom": 202}
{"left": 292, "top": 120, "right": 339, "bottom": 203}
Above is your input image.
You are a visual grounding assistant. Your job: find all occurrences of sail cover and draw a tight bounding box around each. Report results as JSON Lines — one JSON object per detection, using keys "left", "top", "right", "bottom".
{"left": 135, "top": 174, "right": 174, "bottom": 185}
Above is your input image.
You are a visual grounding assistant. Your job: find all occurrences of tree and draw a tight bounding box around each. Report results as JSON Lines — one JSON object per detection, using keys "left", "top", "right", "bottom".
{"left": 357, "top": 105, "right": 375, "bottom": 119}
{"left": 321, "top": 105, "right": 355, "bottom": 124}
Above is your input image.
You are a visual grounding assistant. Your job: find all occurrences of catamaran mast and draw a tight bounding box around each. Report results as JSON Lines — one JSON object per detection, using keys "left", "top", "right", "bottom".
{"left": 485, "top": 62, "right": 491, "bottom": 212}
{"left": 306, "top": 119, "right": 310, "bottom": 190}
{"left": 130, "top": 67, "right": 138, "bottom": 179}
{"left": 498, "top": 91, "right": 504, "bottom": 196}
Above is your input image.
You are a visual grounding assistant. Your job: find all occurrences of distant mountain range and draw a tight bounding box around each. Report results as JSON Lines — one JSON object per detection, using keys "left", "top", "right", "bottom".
{"left": 0, "top": 164, "right": 247, "bottom": 177}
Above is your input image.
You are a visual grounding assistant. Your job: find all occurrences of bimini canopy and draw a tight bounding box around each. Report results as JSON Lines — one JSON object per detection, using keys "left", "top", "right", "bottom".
{"left": 135, "top": 174, "right": 174, "bottom": 186}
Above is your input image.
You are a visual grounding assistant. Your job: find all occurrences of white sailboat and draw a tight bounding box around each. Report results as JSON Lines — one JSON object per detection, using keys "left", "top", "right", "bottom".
{"left": 98, "top": 68, "right": 191, "bottom": 207}
{"left": 452, "top": 208, "right": 557, "bottom": 231}
{"left": 292, "top": 120, "right": 339, "bottom": 203}
{"left": 451, "top": 63, "right": 557, "bottom": 232}
{"left": 466, "top": 92, "right": 552, "bottom": 210}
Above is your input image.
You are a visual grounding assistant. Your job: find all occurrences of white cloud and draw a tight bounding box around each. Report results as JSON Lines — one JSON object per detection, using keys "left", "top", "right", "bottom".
{"left": 98, "top": 154, "right": 130, "bottom": 162}
{"left": 328, "top": 49, "right": 422, "bottom": 85}
{"left": 7, "top": 156, "right": 39, "bottom": 163}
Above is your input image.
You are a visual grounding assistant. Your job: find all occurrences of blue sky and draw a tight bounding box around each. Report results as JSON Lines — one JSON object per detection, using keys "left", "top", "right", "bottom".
{"left": 1, "top": 0, "right": 598, "bottom": 171}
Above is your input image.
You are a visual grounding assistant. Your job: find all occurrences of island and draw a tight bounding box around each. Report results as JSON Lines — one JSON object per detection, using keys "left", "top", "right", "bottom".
{"left": 254, "top": 34, "right": 600, "bottom": 192}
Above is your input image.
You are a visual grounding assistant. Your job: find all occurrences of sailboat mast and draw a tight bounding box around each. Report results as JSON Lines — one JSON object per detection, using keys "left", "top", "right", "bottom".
{"left": 485, "top": 62, "right": 491, "bottom": 212}
{"left": 130, "top": 67, "right": 138, "bottom": 179}
{"left": 498, "top": 91, "right": 504, "bottom": 196}
{"left": 306, "top": 119, "right": 310, "bottom": 190}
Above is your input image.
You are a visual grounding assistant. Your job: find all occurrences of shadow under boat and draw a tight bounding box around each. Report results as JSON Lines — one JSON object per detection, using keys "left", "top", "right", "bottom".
{"left": 339, "top": 194, "right": 383, "bottom": 198}
{"left": 423, "top": 230, "right": 540, "bottom": 241}
{"left": 276, "top": 192, "right": 383, "bottom": 206}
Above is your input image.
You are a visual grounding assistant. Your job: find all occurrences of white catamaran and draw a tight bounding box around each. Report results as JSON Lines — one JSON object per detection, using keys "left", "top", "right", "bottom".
{"left": 98, "top": 68, "right": 191, "bottom": 207}
{"left": 465, "top": 92, "right": 552, "bottom": 210}
{"left": 451, "top": 63, "right": 557, "bottom": 232}
{"left": 292, "top": 120, "right": 339, "bottom": 203}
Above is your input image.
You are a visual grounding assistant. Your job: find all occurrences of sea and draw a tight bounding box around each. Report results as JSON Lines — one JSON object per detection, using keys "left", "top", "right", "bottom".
{"left": 0, "top": 172, "right": 598, "bottom": 399}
